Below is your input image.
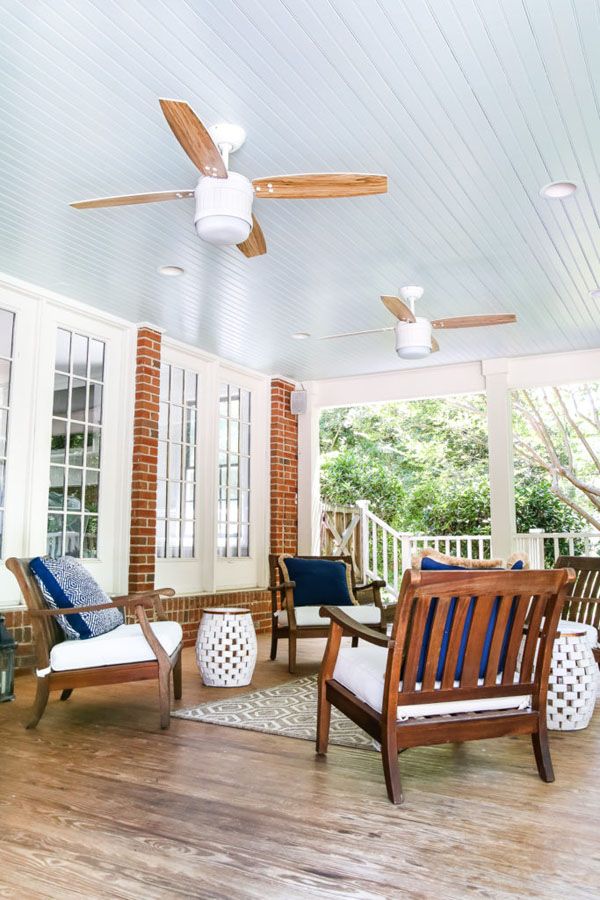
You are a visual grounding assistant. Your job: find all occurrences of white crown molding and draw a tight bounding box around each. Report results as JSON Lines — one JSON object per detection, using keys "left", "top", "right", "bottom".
{"left": 0, "top": 272, "right": 135, "bottom": 333}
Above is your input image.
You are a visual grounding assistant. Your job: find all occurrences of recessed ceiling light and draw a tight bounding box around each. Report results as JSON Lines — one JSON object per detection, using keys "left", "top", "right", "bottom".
{"left": 292, "top": 332, "right": 310, "bottom": 340}
{"left": 540, "top": 181, "right": 577, "bottom": 199}
{"left": 158, "top": 265, "right": 184, "bottom": 276}
{"left": 589, "top": 288, "right": 600, "bottom": 301}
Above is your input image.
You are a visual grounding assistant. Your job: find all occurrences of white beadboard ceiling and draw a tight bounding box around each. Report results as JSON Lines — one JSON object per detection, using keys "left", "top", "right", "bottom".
{"left": 1, "top": 0, "right": 600, "bottom": 380}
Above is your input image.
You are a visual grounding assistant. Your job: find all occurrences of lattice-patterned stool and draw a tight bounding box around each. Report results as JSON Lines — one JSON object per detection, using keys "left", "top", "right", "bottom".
{"left": 196, "top": 608, "right": 257, "bottom": 687}
{"left": 547, "top": 620, "right": 598, "bottom": 732}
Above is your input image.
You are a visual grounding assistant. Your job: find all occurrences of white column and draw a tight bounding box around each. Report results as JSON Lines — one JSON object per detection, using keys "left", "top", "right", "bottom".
{"left": 297, "top": 382, "right": 321, "bottom": 554}
{"left": 483, "top": 359, "right": 516, "bottom": 561}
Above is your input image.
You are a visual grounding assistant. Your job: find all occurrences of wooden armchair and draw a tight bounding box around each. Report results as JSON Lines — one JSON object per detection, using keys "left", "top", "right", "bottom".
{"left": 6, "top": 558, "right": 183, "bottom": 729}
{"left": 554, "top": 555, "right": 600, "bottom": 663}
{"left": 268, "top": 554, "right": 386, "bottom": 673}
{"left": 317, "top": 566, "right": 574, "bottom": 804}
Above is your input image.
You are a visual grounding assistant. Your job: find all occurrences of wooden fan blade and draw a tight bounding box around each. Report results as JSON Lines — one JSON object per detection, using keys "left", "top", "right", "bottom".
{"left": 237, "top": 215, "right": 267, "bottom": 258}
{"left": 252, "top": 173, "right": 387, "bottom": 199}
{"left": 431, "top": 336, "right": 440, "bottom": 353}
{"left": 431, "top": 314, "right": 517, "bottom": 330}
{"left": 320, "top": 327, "right": 394, "bottom": 340}
{"left": 70, "top": 190, "right": 194, "bottom": 209}
{"left": 159, "top": 99, "right": 227, "bottom": 178}
{"left": 381, "top": 295, "right": 416, "bottom": 322}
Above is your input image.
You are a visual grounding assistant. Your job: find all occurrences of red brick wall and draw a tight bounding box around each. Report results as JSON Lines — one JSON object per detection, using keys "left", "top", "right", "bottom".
{"left": 3, "top": 609, "right": 34, "bottom": 672}
{"left": 270, "top": 378, "right": 298, "bottom": 556}
{"left": 129, "top": 326, "right": 162, "bottom": 592}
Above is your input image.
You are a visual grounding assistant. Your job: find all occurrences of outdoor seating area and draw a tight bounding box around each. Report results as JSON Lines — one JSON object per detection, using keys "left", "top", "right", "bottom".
{"left": 1, "top": 2, "right": 600, "bottom": 898}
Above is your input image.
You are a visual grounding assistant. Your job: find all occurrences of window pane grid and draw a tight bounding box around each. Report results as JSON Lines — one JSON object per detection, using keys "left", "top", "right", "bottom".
{"left": 218, "top": 383, "right": 251, "bottom": 558}
{"left": 0, "top": 308, "right": 16, "bottom": 557}
{"left": 156, "top": 363, "right": 198, "bottom": 558}
{"left": 47, "top": 328, "right": 104, "bottom": 558}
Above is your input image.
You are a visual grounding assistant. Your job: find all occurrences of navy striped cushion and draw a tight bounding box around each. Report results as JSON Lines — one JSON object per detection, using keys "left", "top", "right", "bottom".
{"left": 30, "top": 556, "right": 123, "bottom": 640}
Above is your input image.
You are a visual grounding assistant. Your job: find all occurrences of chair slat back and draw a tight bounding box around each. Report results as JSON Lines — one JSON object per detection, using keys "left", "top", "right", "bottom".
{"left": 5, "top": 557, "right": 63, "bottom": 669}
{"left": 387, "top": 568, "right": 573, "bottom": 714}
{"left": 555, "top": 556, "right": 600, "bottom": 631}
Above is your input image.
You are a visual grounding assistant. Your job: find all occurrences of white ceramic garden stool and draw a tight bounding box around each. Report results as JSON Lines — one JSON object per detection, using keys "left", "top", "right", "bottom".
{"left": 546, "top": 620, "right": 598, "bottom": 732}
{"left": 195, "top": 607, "right": 257, "bottom": 687}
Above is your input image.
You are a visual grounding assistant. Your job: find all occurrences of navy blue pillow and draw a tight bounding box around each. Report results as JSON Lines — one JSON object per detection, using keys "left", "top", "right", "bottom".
{"left": 414, "top": 557, "right": 522, "bottom": 682}
{"left": 280, "top": 557, "right": 354, "bottom": 608}
{"left": 30, "top": 556, "right": 123, "bottom": 640}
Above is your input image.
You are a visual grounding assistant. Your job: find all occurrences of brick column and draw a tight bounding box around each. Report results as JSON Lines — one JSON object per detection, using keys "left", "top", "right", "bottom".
{"left": 270, "top": 379, "right": 298, "bottom": 556}
{"left": 128, "top": 326, "right": 162, "bottom": 592}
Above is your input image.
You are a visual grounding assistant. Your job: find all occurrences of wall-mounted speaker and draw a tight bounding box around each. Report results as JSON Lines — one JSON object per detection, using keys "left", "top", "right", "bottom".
{"left": 290, "top": 390, "right": 307, "bottom": 415}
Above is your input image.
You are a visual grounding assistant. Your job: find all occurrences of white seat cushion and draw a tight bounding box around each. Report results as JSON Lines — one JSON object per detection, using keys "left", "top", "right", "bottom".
{"left": 333, "top": 644, "right": 530, "bottom": 721}
{"left": 49, "top": 621, "right": 183, "bottom": 672}
{"left": 276, "top": 604, "right": 381, "bottom": 628}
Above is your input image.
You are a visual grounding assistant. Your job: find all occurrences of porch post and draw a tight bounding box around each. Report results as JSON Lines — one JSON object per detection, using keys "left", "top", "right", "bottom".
{"left": 297, "top": 383, "right": 321, "bottom": 554}
{"left": 482, "top": 358, "right": 516, "bottom": 561}
{"left": 128, "top": 324, "right": 163, "bottom": 592}
{"left": 270, "top": 378, "right": 299, "bottom": 556}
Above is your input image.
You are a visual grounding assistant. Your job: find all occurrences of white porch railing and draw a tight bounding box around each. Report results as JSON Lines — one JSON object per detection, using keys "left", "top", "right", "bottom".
{"left": 320, "top": 500, "right": 600, "bottom": 599}
{"left": 515, "top": 530, "right": 600, "bottom": 569}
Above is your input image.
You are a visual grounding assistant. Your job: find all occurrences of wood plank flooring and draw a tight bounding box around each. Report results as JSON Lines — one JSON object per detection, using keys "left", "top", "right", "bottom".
{"left": 1, "top": 636, "right": 599, "bottom": 899}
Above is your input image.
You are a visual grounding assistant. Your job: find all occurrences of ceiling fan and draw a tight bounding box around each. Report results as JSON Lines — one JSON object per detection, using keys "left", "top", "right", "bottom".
{"left": 70, "top": 99, "right": 388, "bottom": 258}
{"left": 321, "top": 286, "right": 517, "bottom": 359}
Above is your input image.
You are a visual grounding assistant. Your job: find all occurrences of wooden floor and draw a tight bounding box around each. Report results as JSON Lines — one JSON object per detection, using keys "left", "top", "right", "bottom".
{"left": 1, "top": 636, "right": 599, "bottom": 900}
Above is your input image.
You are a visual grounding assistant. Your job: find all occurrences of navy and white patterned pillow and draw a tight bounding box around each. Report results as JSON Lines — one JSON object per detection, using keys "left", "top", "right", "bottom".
{"left": 30, "top": 556, "right": 123, "bottom": 640}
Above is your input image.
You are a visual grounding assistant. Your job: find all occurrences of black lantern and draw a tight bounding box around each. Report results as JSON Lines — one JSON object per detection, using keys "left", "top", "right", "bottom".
{"left": 0, "top": 615, "right": 16, "bottom": 702}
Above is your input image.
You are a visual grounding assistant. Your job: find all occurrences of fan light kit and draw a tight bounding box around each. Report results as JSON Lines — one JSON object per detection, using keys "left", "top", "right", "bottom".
{"left": 540, "top": 181, "right": 577, "bottom": 199}
{"left": 320, "top": 285, "right": 517, "bottom": 360}
{"left": 70, "top": 99, "right": 388, "bottom": 258}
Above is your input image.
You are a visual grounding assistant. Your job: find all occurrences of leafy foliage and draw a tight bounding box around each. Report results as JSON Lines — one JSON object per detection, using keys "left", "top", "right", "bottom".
{"left": 320, "top": 394, "right": 588, "bottom": 536}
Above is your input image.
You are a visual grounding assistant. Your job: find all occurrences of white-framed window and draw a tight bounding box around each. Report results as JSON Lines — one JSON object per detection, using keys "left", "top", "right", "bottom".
{"left": 157, "top": 362, "right": 199, "bottom": 559}
{"left": 156, "top": 343, "right": 270, "bottom": 594}
{"left": 0, "top": 280, "right": 135, "bottom": 608}
{"left": 0, "top": 307, "right": 15, "bottom": 557}
{"left": 217, "top": 382, "right": 251, "bottom": 558}
{"left": 47, "top": 328, "right": 105, "bottom": 558}
{"left": 215, "top": 364, "right": 269, "bottom": 591}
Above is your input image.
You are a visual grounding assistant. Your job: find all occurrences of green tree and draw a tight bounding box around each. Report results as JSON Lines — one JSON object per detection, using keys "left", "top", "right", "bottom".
{"left": 320, "top": 392, "right": 591, "bottom": 538}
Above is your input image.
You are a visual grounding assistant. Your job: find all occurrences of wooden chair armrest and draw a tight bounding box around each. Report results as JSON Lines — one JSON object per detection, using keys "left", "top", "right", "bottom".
{"left": 268, "top": 581, "right": 296, "bottom": 593}
{"left": 132, "top": 602, "right": 171, "bottom": 663}
{"left": 355, "top": 580, "right": 386, "bottom": 591}
{"left": 354, "top": 579, "right": 386, "bottom": 609}
{"left": 319, "top": 606, "right": 391, "bottom": 647}
{"left": 29, "top": 596, "right": 157, "bottom": 617}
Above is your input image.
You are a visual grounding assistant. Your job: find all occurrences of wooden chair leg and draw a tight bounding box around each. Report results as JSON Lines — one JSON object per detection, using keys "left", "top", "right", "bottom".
{"left": 381, "top": 728, "right": 404, "bottom": 804}
{"left": 172, "top": 654, "right": 182, "bottom": 700}
{"left": 26, "top": 678, "right": 50, "bottom": 729}
{"left": 351, "top": 636, "right": 359, "bottom": 648}
{"left": 60, "top": 689, "right": 73, "bottom": 702}
{"left": 158, "top": 665, "right": 171, "bottom": 729}
{"left": 532, "top": 725, "right": 555, "bottom": 783}
{"left": 270, "top": 625, "right": 278, "bottom": 661}
{"left": 288, "top": 632, "right": 297, "bottom": 674}
{"left": 316, "top": 684, "right": 332, "bottom": 756}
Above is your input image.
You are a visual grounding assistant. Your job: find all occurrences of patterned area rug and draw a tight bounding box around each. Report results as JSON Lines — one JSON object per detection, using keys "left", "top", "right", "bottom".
{"left": 172, "top": 674, "right": 377, "bottom": 750}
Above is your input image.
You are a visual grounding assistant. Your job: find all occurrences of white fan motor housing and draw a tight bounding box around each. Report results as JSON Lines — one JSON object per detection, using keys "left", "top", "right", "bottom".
{"left": 395, "top": 317, "right": 432, "bottom": 359}
{"left": 195, "top": 171, "right": 253, "bottom": 246}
